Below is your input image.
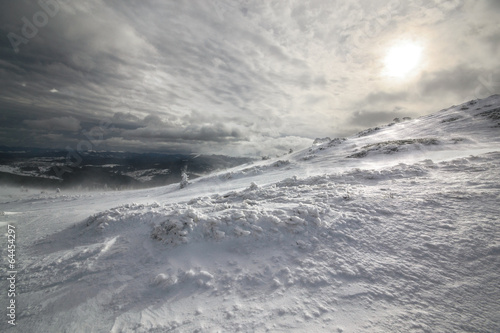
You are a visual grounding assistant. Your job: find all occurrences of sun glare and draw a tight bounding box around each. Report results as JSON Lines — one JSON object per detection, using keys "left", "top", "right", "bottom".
{"left": 384, "top": 42, "right": 422, "bottom": 78}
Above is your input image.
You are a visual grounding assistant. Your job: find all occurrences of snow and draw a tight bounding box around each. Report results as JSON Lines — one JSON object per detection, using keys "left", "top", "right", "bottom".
{"left": 122, "top": 168, "right": 171, "bottom": 183}
{"left": 0, "top": 165, "right": 61, "bottom": 180}
{"left": 1, "top": 96, "right": 500, "bottom": 332}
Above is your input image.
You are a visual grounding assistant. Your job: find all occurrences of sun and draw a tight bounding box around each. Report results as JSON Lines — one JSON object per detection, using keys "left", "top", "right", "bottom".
{"left": 383, "top": 41, "right": 423, "bottom": 78}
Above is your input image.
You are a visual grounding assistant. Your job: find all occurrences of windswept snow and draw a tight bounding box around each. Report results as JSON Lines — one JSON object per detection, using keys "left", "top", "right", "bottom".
{"left": 1, "top": 96, "right": 500, "bottom": 332}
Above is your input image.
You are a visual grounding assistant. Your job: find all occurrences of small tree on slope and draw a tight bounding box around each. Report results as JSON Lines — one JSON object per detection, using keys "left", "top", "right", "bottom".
{"left": 180, "top": 165, "right": 189, "bottom": 189}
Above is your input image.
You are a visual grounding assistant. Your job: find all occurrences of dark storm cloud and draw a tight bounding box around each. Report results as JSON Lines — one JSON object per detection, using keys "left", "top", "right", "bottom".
{"left": 0, "top": 0, "right": 498, "bottom": 156}
{"left": 107, "top": 111, "right": 246, "bottom": 143}
{"left": 125, "top": 123, "right": 244, "bottom": 143}
{"left": 110, "top": 112, "right": 145, "bottom": 131}
{"left": 23, "top": 116, "right": 80, "bottom": 132}
{"left": 418, "top": 66, "right": 492, "bottom": 99}
{"left": 362, "top": 91, "right": 410, "bottom": 106}
{"left": 485, "top": 33, "right": 500, "bottom": 54}
{"left": 485, "top": 0, "right": 500, "bottom": 10}
{"left": 347, "top": 109, "right": 404, "bottom": 128}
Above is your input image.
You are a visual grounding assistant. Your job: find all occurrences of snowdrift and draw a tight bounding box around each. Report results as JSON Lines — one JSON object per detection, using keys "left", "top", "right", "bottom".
{"left": 1, "top": 95, "right": 500, "bottom": 332}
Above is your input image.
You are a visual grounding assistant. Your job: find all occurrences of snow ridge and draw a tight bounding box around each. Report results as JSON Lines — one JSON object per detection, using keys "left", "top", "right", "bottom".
{"left": 2, "top": 95, "right": 500, "bottom": 332}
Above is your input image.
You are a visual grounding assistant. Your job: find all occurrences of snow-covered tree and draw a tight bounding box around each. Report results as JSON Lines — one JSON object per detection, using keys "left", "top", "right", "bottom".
{"left": 180, "top": 166, "right": 189, "bottom": 189}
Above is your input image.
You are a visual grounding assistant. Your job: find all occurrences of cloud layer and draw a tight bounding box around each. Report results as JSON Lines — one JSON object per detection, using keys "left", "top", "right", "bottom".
{"left": 0, "top": 0, "right": 498, "bottom": 156}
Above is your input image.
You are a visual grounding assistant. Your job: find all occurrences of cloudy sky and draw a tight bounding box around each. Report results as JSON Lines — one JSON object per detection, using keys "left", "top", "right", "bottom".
{"left": 1, "top": 0, "right": 499, "bottom": 156}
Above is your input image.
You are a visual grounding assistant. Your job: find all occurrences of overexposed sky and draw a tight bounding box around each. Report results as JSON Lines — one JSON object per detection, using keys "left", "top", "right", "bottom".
{"left": 1, "top": 0, "right": 499, "bottom": 156}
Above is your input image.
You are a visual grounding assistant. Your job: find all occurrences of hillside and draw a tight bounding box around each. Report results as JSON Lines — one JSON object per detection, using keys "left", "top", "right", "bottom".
{"left": 0, "top": 151, "right": 254, "bottom": 190}
{"left": 1, "top": 95, "right": 500, "bottom": 332}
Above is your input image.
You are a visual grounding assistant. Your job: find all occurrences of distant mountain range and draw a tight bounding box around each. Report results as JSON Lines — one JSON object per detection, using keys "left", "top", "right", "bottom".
{"left": 0, "top": 148, "right": 254, "bottom": 190}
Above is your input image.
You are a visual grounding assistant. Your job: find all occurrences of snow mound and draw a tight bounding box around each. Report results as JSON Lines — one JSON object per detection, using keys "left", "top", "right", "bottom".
{"left": 4, "top": 95, "right": 500, "bottom": 332}
{"left": 83, "top": 161, "right": 431, "bottom": 249}
{"left": 347, "top": 138, "right": 440, "bottom": 158}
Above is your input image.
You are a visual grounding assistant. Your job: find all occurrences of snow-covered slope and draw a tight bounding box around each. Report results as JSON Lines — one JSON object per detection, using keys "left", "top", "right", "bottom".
{"left": 1, "top": 96, "right": 500, "bottom": 332}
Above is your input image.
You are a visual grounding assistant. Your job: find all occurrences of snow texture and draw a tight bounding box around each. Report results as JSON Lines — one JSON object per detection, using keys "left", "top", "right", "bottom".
{"left": 1, "top": 96, "right": 500, "bottom": 332}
